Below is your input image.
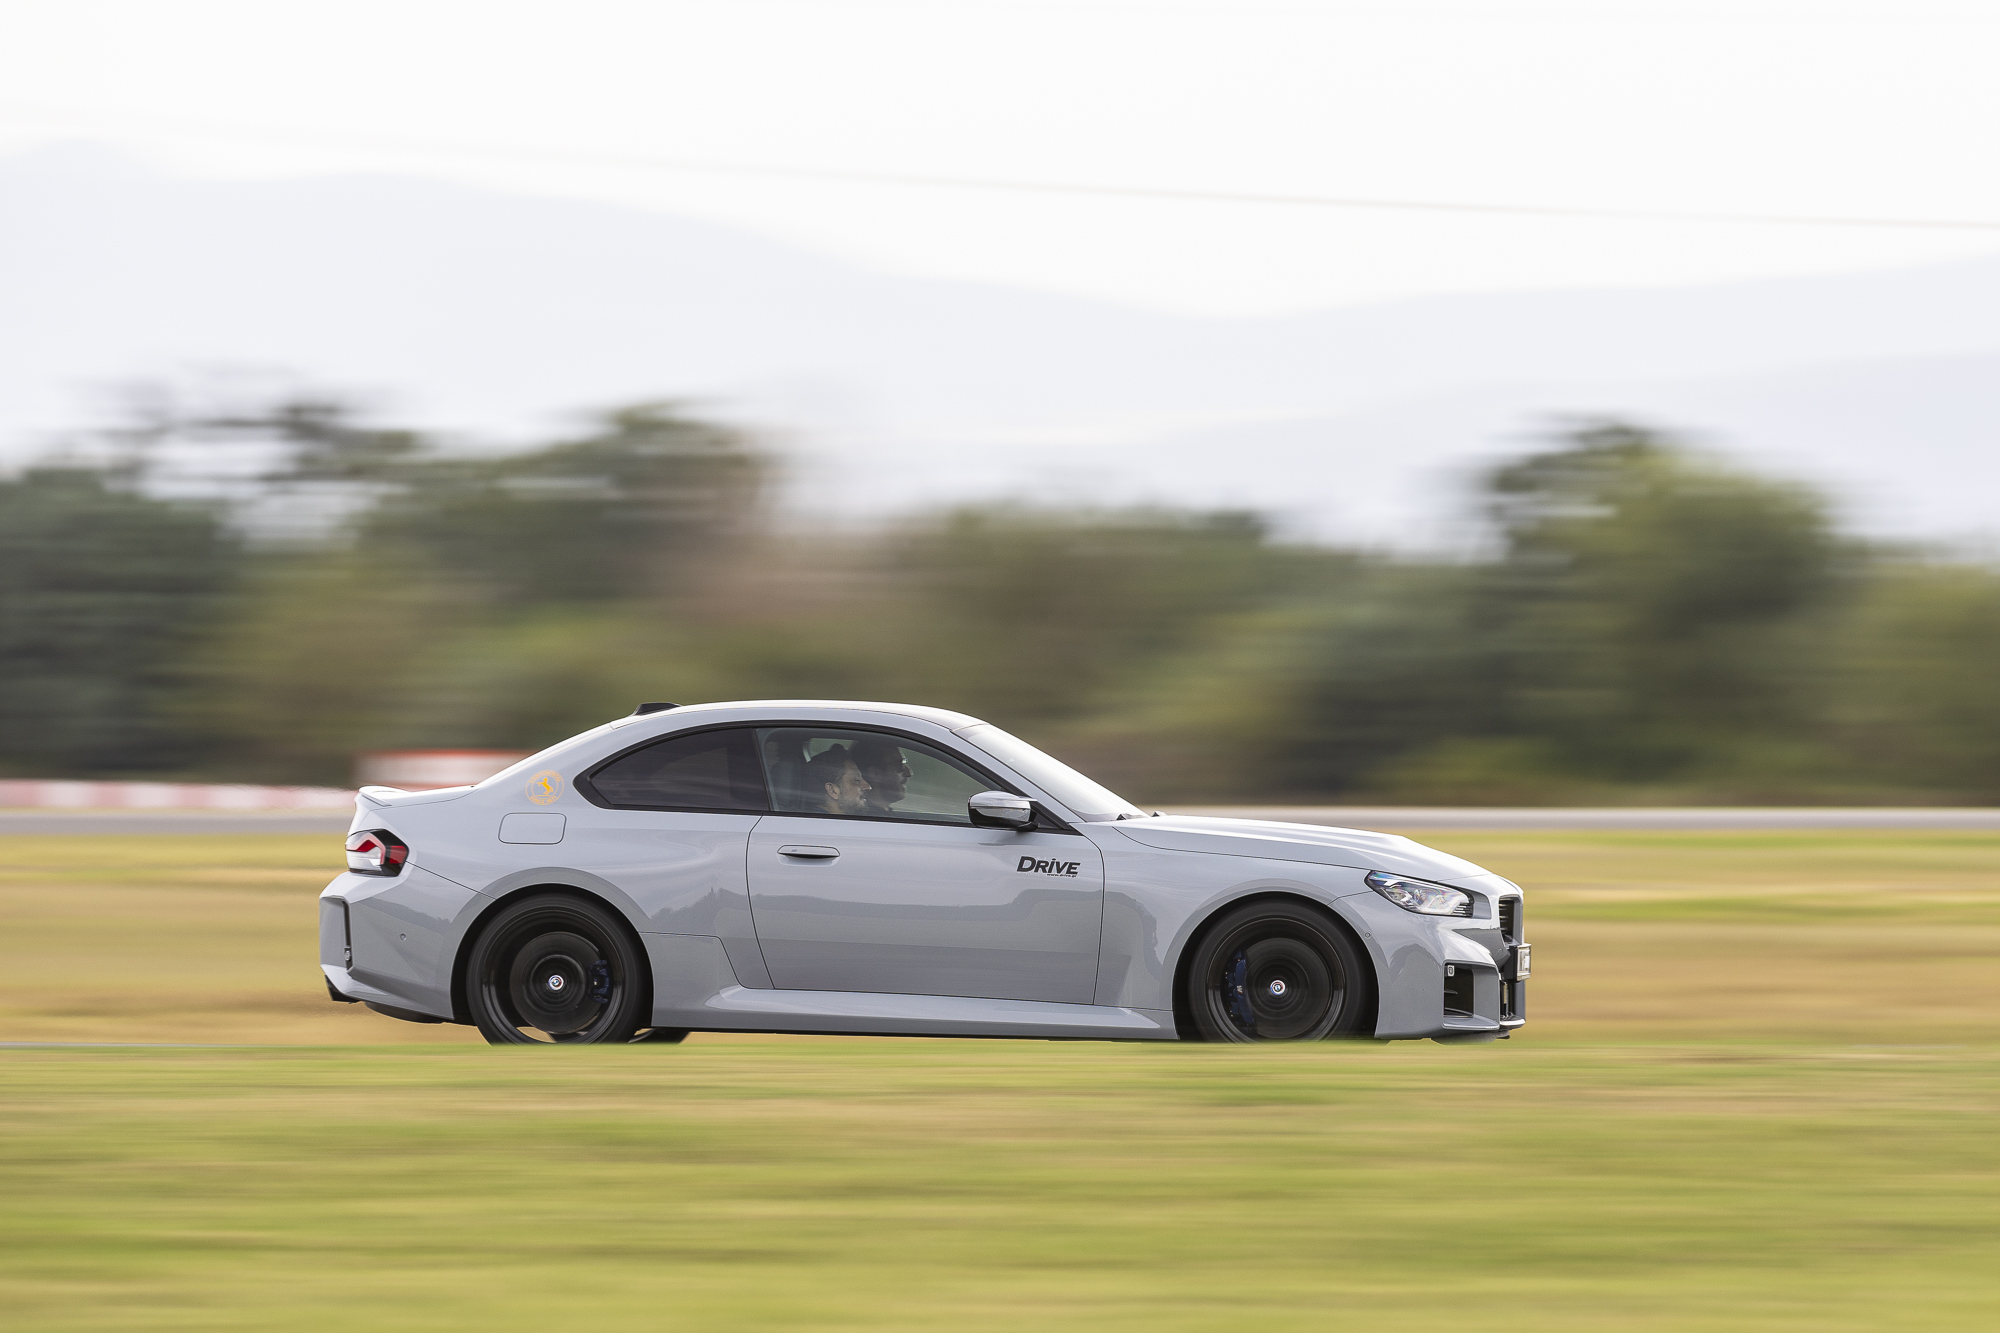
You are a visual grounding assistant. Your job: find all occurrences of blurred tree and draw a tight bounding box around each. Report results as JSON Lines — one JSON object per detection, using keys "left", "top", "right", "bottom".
{"left": 866, "top": 507, "right": 1282, "bottom": 723}
{"left": 1481, "top": 421, "right": 1842, "bottom": 782}
{"left": 0, "top": 466, "right": 237, "bottom": 773}
{"left": 23, "top": 385, "right": 2000, "bottom": 806}
{"left": 218, "top": 394, "right": 427, "bottom": 481}
{"left": 180, "top": 401, "right": 769, "bottom": 777}
{"left": 1276, "top": 565, "right": 1502, "bottom": 793}
{"left": 183, "top": 552, "right": 445, "bottom": 784}
{"left": 364, "top": 404, "right": 768, "bottom": 603}
{"left": 1234, "top": 422, "right": 1845, "bottom": 800}
{"left": 1835, "top": 562, "right": 2000, "bottom": 797}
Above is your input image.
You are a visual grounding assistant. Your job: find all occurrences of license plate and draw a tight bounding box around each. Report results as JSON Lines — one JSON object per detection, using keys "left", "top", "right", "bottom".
{"left": 1513, "top": 944, "right": 1532, "bottom": 979}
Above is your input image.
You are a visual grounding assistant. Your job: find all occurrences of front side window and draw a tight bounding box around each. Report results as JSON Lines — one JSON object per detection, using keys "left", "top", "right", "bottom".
{"left": 955, "top": 723, "right": 1143, "bottom": 821}
{"left": 758, "top": 727, "right": 997, "bottom": 824}
{"left": 587, "top": 727, "right": 768, "bottom": 811}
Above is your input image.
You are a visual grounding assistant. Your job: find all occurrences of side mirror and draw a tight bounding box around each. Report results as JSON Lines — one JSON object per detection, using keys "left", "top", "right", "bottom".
{"left": 969, "top": 790, "right": 1035, "bottom": 830}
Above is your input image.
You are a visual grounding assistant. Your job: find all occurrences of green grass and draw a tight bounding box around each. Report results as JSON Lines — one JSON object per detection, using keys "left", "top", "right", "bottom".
{"left": 4, "top": 1042, "right": 1997, "bottom": 1331}
{"left": 2, "top": 830, "right": 1998, "bottom": 1328}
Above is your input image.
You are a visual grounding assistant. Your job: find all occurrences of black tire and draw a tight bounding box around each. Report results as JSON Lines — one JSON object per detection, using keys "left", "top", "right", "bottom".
{"left": 464, "top": 893, "right": 650, "bottom": 1045}
{"left": 1184, "top": 900, "right": 1374, "bottom": 1042}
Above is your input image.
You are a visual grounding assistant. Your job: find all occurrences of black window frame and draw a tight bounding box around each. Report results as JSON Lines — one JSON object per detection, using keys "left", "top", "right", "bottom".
{"left": 577, "top": 719, "right": 1076, "bottom": 832}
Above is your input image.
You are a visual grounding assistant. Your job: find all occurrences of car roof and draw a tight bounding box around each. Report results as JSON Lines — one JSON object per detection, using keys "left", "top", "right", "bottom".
{"left": 640, "top": 700, "right": 990, "bottom": 732}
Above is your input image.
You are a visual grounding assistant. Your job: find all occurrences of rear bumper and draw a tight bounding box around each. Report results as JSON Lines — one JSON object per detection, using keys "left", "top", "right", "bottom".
{"left": 320, "top": 866, "right": 481, "bottom": 1019}
{"left": 320, "top": 962, "right": 449, "bottom": 1015}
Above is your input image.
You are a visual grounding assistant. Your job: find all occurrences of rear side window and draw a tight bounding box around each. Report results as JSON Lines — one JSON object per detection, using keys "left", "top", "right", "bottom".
{"left": 587, "top": 727, "right": 768, "bottom": 811}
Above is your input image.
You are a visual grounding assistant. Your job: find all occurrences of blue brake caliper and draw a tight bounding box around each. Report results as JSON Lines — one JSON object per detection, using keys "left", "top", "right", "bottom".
{"left": 1226, "top": 951, "right": 1255, "bottom": 1035}
{"left": 588, "top": 959, "right": 613, "bottom": 1005}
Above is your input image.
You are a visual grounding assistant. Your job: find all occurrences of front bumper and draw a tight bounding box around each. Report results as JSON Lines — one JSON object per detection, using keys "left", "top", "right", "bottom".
{"left": 1442, "top": 945, "right": 1528, "bottom": 1033}
{"left": 1337, "top": 886, "right": 1529, "bottom": 1039}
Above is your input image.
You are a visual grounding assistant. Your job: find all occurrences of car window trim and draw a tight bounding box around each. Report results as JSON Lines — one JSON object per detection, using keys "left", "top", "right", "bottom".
{"left": 753, "top": 800, "right": 1078, "bottom": 833}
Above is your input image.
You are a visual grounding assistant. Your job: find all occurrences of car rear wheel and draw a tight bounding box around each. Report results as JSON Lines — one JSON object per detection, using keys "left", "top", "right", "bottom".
{"left": 465, "top": 894, "right": 649, "bottom": 1045}
{"left": 1184, "top": 900, "right": 1374, "bottom": 1042}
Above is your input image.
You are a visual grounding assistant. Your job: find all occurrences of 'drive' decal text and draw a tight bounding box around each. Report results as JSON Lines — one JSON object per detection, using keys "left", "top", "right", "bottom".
{"left": 1017, "top": 856, "right": 1081, "bottom": 877}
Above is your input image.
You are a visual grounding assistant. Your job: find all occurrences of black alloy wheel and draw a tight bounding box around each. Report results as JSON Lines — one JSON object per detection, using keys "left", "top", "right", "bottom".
{"left": 465, "top": 894, "right": 649, "bottom": 1044}
{"left": 1185, "top": 900, "right": 1374, "bottom": 1042}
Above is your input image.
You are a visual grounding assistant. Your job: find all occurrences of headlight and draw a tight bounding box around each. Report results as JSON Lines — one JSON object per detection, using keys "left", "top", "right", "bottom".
{"left": 1365, "top": 870, "right": 1473, "bottom": 917}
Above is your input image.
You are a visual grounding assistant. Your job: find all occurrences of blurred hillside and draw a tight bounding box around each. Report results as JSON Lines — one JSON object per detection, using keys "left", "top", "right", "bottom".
{"left": 5, "top": 391, "right": 1998, "bottom": 805}
{"left": 4, "top": 146, "right": 2000, "bottom": 547}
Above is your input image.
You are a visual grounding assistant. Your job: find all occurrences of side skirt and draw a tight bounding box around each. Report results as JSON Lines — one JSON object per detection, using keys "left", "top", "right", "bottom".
{"left": 646, "top": 931, "right": 1175, "bottom": 1040}
{"left": 681, "top": 984, "right": 1178, "bottom": 1041}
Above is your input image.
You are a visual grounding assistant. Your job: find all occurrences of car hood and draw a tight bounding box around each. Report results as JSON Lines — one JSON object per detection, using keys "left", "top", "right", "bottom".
{"left": 1109, "top": 815, "right": 1499, "bottom": 887}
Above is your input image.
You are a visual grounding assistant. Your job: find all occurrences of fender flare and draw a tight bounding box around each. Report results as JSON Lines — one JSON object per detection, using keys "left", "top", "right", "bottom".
{"left": 1166, "top": 886, "right": 1380, "bottom": 1040}
{"left": 448, "top": 868, "right": 654, "bottom": 1025}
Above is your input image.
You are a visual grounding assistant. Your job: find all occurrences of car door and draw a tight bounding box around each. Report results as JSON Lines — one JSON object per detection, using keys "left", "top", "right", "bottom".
{"left": 566, "top": 724, "right": 774, "bottom": 986}
{"left": 746, "top": 726, "right": 1104, "bottom": 1004}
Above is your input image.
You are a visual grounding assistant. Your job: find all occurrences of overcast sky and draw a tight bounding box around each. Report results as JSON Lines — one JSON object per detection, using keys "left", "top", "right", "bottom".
{"left": 4, "top": 0, "right": 1999, "bottom": 314}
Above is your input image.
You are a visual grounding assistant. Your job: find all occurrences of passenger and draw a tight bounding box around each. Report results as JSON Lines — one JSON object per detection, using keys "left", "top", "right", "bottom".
{"left": 851, "top": 735, "right": 912, "bottom": 817}
{"left": 804, "top": 744, "right": 871, "bottom": 817}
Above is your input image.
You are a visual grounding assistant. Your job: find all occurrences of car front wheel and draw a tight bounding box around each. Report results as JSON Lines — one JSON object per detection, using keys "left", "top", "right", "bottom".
{"left": 464, "top": 894, "right": 649, "bottom": 1044}
{"left": 1185, "top": 900, "right": 1374, "bottom": 1042}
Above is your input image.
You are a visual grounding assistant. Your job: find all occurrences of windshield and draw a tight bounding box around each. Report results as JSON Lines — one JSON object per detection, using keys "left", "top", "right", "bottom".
{"left": 955, "top": 724, "right": 1145, "bottom": 822}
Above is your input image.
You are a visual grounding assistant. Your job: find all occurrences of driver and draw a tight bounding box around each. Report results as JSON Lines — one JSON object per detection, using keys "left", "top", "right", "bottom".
{"left": 851, "top": 735, "right": 913, "bottom": 817}
{"left": 803, "top": 744, "right": 871, "bottom": 817}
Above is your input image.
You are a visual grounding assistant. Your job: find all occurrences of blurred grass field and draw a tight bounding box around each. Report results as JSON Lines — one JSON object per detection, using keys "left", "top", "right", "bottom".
{"left": 1, "top": 830, "right": 1997, "bottom": 1329}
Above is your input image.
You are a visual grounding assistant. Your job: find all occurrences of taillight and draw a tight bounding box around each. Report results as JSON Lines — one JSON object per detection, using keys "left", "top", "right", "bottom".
{"left": 345, "top": 829, "right": 409, "bottom": 875}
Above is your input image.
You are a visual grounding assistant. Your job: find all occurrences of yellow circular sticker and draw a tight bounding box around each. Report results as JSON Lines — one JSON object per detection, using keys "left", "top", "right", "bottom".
{"left": 525, "top": 770, "right": 565, "bottom": 805}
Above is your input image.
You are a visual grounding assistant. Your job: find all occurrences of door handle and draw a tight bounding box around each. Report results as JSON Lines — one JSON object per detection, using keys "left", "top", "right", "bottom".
{"left": 776, "top": 845, "right": 840, "bottom": 859}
